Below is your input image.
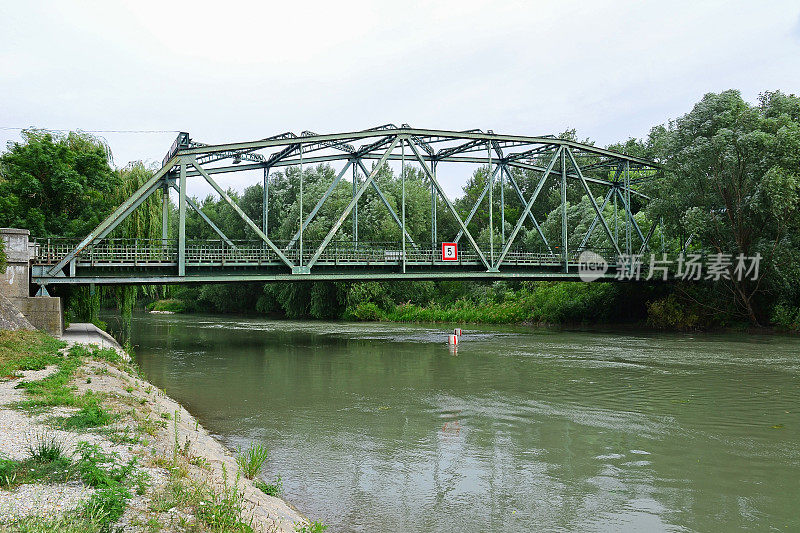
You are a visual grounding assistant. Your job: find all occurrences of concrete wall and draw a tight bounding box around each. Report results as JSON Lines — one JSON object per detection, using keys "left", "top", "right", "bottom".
{"left": 1, "top": 228, "right": 32, "bottom": 300}
{"left": 16, "top": 296, "right": 62, "bottom": 335}
{"left": 1, "top": 228, "right": 63, "bottom": 336}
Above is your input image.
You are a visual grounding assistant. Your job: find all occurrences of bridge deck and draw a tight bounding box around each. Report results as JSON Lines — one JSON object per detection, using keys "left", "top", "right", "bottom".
{"left": 31, "top": 239, "right": 618, "bottom": 284}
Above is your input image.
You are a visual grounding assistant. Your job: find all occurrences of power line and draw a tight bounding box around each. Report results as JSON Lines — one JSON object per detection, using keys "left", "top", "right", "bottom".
{"left": 0, "top": 127, "right": 179, "bottom": 134}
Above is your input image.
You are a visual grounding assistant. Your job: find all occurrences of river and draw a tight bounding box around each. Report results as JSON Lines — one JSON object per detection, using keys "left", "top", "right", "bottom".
{"left": 115, "top": 312, "right": 800, "bottom": 532}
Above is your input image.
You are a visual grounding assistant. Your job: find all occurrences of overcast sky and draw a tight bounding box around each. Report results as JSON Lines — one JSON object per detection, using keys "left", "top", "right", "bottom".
{"left": 2, "top": 0, "right": 799, "bottom": 198}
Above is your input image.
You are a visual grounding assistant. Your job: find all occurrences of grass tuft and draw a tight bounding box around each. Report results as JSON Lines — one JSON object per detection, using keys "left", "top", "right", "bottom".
{"left": 25, "top": 430, "right": 71, "bottom": 462}
{"left": 235, "top": 443, "right": 269, "bottom": 480}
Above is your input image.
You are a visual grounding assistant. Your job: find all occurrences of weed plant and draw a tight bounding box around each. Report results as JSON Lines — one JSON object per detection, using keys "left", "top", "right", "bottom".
{"left": 236, "top": 443, "right": 269, "bottom": 480}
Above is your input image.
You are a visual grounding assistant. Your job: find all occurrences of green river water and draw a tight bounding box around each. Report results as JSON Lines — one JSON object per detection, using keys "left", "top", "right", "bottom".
{"left": 118, "top": 312, "right": 800, "bottom": 532}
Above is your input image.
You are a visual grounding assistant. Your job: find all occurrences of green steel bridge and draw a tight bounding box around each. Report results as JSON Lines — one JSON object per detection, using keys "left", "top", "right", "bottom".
{"left": 30, "top": 126, "right": 660, "bottom": 289}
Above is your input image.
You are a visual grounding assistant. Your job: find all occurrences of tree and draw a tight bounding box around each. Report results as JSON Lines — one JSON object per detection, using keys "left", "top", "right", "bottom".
{"left": 0, "top": 130, "right": 117, "bottom": 238}
{"left": 645, "top": 90, "right": 800, "bottom": 324}
{"left": 109, "top": 162, "right": 165, "bottom": 340}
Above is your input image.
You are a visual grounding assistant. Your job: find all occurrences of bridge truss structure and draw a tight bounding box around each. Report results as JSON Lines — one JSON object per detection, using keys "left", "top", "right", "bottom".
{"left": 31, "top": 126, "right": 660, "bottom": 287}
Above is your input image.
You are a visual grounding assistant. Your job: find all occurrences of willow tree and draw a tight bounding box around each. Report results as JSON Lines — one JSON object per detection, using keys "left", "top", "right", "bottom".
{"left": 646, "top": 90, "right": 800, "bottom": 324}
{"left": 110, "top": 162, "right": 164, "bottom": 339}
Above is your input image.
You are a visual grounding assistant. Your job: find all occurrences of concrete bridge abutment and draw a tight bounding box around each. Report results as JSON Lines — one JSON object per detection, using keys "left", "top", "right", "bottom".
{"left": 1, "top": 228, "right": 62, "bottom": 335}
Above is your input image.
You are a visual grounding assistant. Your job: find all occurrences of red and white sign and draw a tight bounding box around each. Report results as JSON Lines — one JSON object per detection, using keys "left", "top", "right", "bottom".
{"left": 441, "top": 242, "right": 458, "bottom": 261}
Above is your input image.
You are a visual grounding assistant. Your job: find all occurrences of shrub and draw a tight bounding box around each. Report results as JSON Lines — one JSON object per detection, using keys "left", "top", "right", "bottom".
{"left": 344, "top": 302, "right": 385, "bottom": 321}
{"left": 82, "top": 485, "right": 131, "bottom": 527}
{"left": 196, "top": 467, "right": 253, "bottom": 531}
{"left": 646, "top": 293, "right": 717, "bottom": 330}
{"left": 236, "top": 443, "right": 269, "bottom": 480}
{"left": 75, "top": 442, "right": 136, "bottom": 488}
{"left": 149, "top": 299, "right": 187, "bottom": 313}
{"left": 772, "top": 304, "right": 800, "bottom": 331}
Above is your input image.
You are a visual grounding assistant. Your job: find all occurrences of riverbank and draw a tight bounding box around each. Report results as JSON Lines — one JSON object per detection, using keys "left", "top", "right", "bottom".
{"left": 143, "top": 300, "right": 776, "bottom": 335}
{"left": 0, "top": 328, "right": 310, "bottom": 532}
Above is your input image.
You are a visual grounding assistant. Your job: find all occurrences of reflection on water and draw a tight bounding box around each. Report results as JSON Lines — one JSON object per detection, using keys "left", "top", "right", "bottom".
{"left": 114, "top": 313, "right": 800, "bottom": 532}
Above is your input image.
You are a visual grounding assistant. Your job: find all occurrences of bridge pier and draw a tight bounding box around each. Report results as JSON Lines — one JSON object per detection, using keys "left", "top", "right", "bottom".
{"left": 1, "top": 228, "right": 62, "bottom": 335}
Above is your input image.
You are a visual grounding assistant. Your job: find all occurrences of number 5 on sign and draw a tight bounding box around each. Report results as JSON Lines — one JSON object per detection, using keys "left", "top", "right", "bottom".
{"left": 442, "top": 242, "right": 458, "bottom": 261}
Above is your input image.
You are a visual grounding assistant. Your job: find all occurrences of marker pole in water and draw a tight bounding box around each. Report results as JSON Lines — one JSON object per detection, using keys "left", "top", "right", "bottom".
{"left": 453, "top": 328, "right": 463, "bottom": 336}
{"left": 448, "top": 334, "right": 458, "bottom": 346}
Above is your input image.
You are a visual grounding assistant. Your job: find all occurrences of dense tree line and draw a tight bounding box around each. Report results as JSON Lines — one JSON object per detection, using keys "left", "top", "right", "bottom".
{"left": 2, "top": 90, "right": 799, "bottom": 329}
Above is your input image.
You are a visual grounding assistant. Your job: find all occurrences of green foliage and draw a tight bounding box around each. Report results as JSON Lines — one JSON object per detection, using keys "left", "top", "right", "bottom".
{"left": 360, "top": 281, "right": 626, "bottom": 325}
{"left": 235, "top": 443, "right": 270, "bottom": 480}
{"left": 309, "top": 282, "right": 346, "bottom": 319}
{"left": 90, "top": 346, "right": 123, "bottom": 364}
{"left": 15, "top": 344, "right": 119, "bottom": 421}
{"left": 82, "top": 485, "right": 131, "bottom": 528}
{"left": 65, "top": 286, "right": 102, "bottom": 327}
{"left": 194, "top": 468, "right": 253, "bottom": 532}
{"left": 75, "top": 441, "right": 138, "bottom": 488}
{"left": 644, "top": 90, "right": 800, "bottom": 324}
{"left": 0, "top": 455, "right": 74, "bottom": 489}
{"left": 3, "top": 513, "right": 106, "bottom": 533}
{"left": 345, "top": 302, "right": 385, "bottom": 321}
{"left": 0, "top": 437, "right": 148, "bottom": 527}
{"left": 0, "top": 130, "right": 117, "bottom": 238}
{"left": 147, "top": 299, "right": 187, "bottom": 313}
{"left": 0, "top": 431, "right": 73, "bottom": 488}
{"left": 296, "top": 521, "right": 328, "bottom": 533}
{"left": 62, "top": 398, "right": 113, "bottom": 429}
{"left": 0, "top": 457, "right": 20, "bottom": 487}
{"left": 343, "top": 282, "right": 393, "bottom": 319}
{"left": 111, "top": 162, "right": 162, "bottom": 242}
{"left": 26, "top": 430, "right": 71, "bottom": 462}
{"left": 0, "top": 330, "right": 65, "bottom": 378}
{"left": 15, "top": 355, "right": 85, "bottom": 408}
{"left": 150, "top": 480, "right": 198, "bottom": 512}
{"left": 771, "top": 304, "right": 800, "bottom": 331}
{"left": 647, "top": 294, "right": 708, "bottom": 330}
{"left": 254, "top": 475, "right": 283, "bottom": 497}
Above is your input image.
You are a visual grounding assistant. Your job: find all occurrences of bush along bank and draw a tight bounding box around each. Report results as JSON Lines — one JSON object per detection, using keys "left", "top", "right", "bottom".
{"left": 142, "top": 278, "right": 789, "bottom": 332}
{"left": 158, "top": 280, "right": 665, "bottom": 327}
{"left": 0, "top": 330, "right": 316, "bottom": 532}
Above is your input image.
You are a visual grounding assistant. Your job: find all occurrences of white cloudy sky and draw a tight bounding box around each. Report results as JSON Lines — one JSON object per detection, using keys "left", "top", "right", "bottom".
{"left": 1, "top": 0, "right": 799, "bottom": 198}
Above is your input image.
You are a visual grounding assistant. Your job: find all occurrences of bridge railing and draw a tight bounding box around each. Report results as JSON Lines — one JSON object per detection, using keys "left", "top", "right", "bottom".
{"left": 33, "top": 238, "right": 179, "bottom": 265}
{"left": 31, "top": 238, "right": 622, "bottom": 269}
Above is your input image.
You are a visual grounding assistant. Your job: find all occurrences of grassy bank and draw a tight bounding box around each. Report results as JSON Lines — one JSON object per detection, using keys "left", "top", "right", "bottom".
{"left": 0, "top": 330, "right": 65, "bottom": 379}
{"left": 0, "top": 330, "right": 312, "bottom": 532}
